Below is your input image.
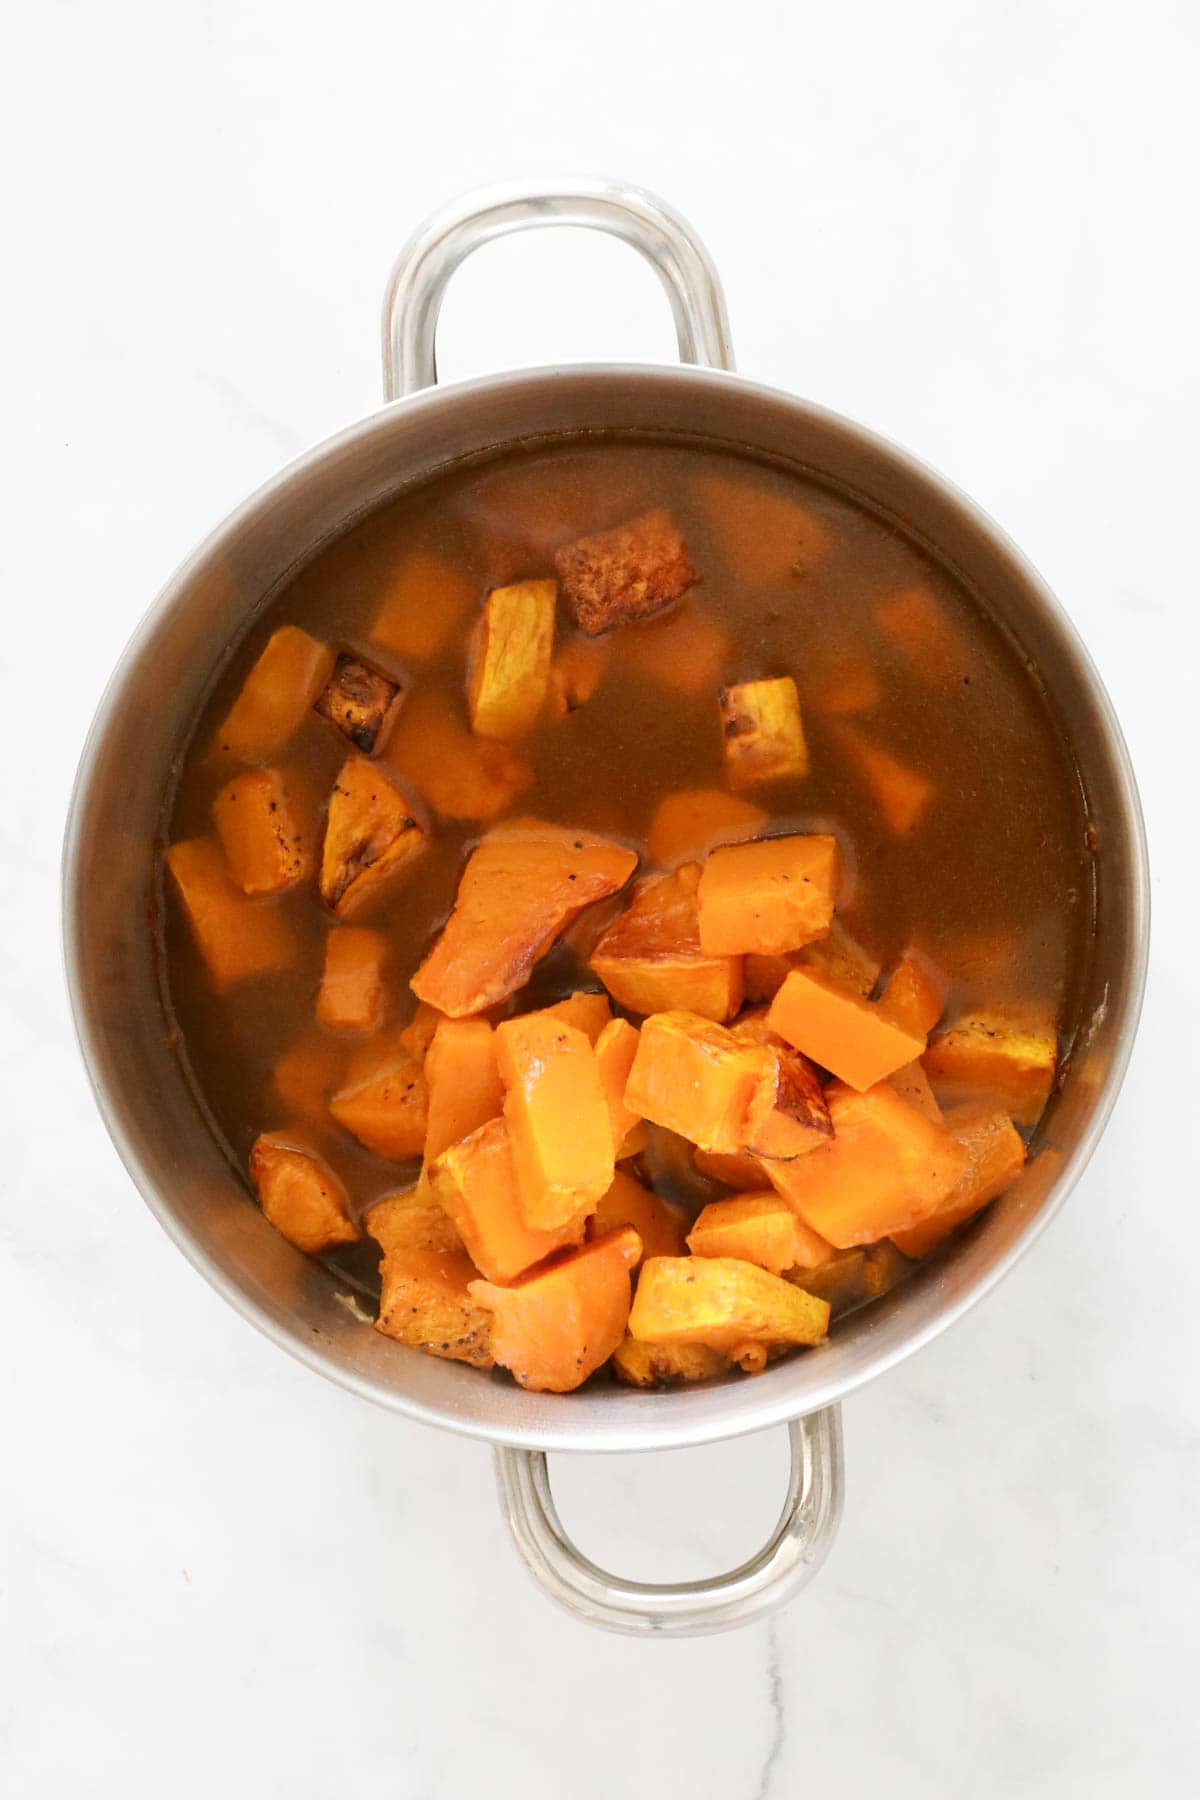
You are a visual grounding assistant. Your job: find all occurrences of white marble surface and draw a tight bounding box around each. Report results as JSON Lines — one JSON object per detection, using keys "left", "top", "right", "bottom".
{"left": 4, "top": 2, "right": 1198, "bottom": 1793}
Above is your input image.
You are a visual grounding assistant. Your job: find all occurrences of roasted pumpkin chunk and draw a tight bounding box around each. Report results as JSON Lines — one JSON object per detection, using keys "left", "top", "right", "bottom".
{"left": 422, "top": 1016, "right": 504, "bottom": 1163}
{"left": 629, "top": 1256, "right": 830, "bottom": 1352}
{"left": 693, "top": 1145, "right": 766, "bottom": 1189}
{"left": 556, "top": 508, "right": 695, "bottom": 634}
{"left": 412, "top": 820, "right": 636, "bottom": 1018}
{"left": 646, "top": 788, "right": 767, "bottom": 869}
{"left": 836, "top": 726, "right": 933, "bottom": 835}
{"left": 383, "top": 688, "right": 532, "bottom": 823}
{"left": 248, "top": 1133, "right": 359, "bottom": 1254}
{"left": 688, "top": 1193, "right": 832, "bottom": 1277}
{"left": 365, "top": 1183, "right": 464, "bottom": 1256}
{"left": 467, "top": 579, "right": 557, "bottom": 741}
{"left": 891, "top": 1103, "right": 1027, "bottom": 1258}
{"left": 589, "top": 863, "right": 742, "bottom": 1023}
{"left": 767, "top": 966, "right": 926, "bottom": 1091}
{"left": 923, "top": 1013, "right": 1057, "bottom": 1126}
{"left": 272, "top": 1033, "right": 347, "bottom": 1127}
{"left": 469, "top": 1227, "right": 642, "bottom": 1392}
{"left": 213, "top": 769, "right": 309, "bottom": 895}
{"left": 614, "top": 602, "right": 731, "bottom": 695}
{"left": 612, "top": 1336, "right": 726, "bottom": 1388}
{"left": 588, "top": 1168, "right": 688, "bottom": 1263}
{"left": 315, "top": 652, "right": 407, "bottom": 755}
{"left": 692, "top": 472, "right": 833, "bottom": 583}
{"left": 719, "top": 677, "right": 808, "bottom": 788}
{"left": 625, "top": 1010, "right": 767, "bottom": 1154}
{"left": 546, "top": 634, "right": 611, "bottom": 719}
{"left": 875, "top": 585, "right": 969, "bottom": 686}
{"left": 744, "top": 919, "right": 883, "bottom": 1005}
{"left": 763, "top": 1079, "right": 970, "bottom": 1247}
{"left": 593, "top": 1017, "right": 647, "bottom": 1157}
{"left": 329, "top": 1042, "right": 428, "bottom": 1159}
{"left": 166, "top": 838, "right": 295, "bottom": 991}
{"left": 530, "top": 991, "right": 613, "bottom": 1044}
{"left": 496, "top": 1014, "right": 615, "bottom": 1230}
{"left": 888, "top": 1059, "right": 943, "bottom": 1123}
{"left": 878, "top": 949, "right": 946, "bottom": 1039}
{"left": 788, "top": 1241, "right": 913, "bottom": 1319}
{"left": 216, "top": 626, "right": 334, "bottom": 758}
{"left": 319, "top": 757, "right": 428, "bottom": 918}
{"left": 738, "top": 1035, "right": 833, "bottom": 1161}
{"left": 697, "top": 833, "right": 838, "bottom": 957}
{"left": 428, "top": 1117, "right": 585, "bottom": 1284}
{"left": 369, "top": 552, "right": 477, "bottom": 663}
{"left": 317, "top": 926, "right": 389, "bottom": 1032}
{"left": 376, "top": 1246, "right": 494, "bottom": 1369}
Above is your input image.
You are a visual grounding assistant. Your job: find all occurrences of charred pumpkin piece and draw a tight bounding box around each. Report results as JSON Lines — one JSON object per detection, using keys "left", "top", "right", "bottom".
{"left": 555, "top": 508, "right": 695, "bottom": 634}
{"left": 375, "top": 1246, "right": 495, "bottom": 1369}
{"left": 314, "top": 653, "right": 407, "bottom": 755}
{"left": 589, "top": 863, "right": 742, "bottom": 1023}
{"left": 467, "top": 579, "right": 557, "bottom": 741}
{"left": 411, "top": 820, "right": 637, "bottom": 1018}
{"left": 248, "top": 1133, "right": 359, "bottom": 1255}
{"left": 319, "top": 757, "right": 428, "bottom": 918}
{"left": 719, "top": 677, "right": 809, "bottom": 789}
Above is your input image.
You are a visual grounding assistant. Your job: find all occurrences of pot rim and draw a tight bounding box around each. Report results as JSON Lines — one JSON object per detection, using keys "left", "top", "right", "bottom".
{"left": 63, "top": 359, "right": 1151, "bottom": 1453}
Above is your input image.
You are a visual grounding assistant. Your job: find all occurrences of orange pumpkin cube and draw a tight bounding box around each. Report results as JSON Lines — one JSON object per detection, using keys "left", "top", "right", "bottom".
{"left": 767, "top": 966, "right": 925, "bottom": 1091}
{"left": 428, "top": 1118, "right": 584, "bottom": 1284}
{"left": 763, "top": 1080, "right": 970, "bottom": 1248}
{"left": 375, "top": 1247, "right": 494, "bottom": 1369}
{"left": 166, "top": 838, "right": 295, "bottom": 992}
{"left": 688, "top": 1193, "right": 833, "bottom": 1276}
{"left": 317, "top": 927, "right": 389, "bottom": 1032}
{"left": 469, "top": 1227, "right": 642, "bottom": 1391}
{"left": 589, "top": 1169, "right": 688, "bottom": 1263}
{"left": 923, "top": 1014, "right": 1057, "bottom": 1126}
{"left": 697, "top": 833, "right": 838, "bottom": 957}
{"left": 422, "top": 1017, "right": 504, "bottom": 1161}
{"left": 589, "top": 863, "right": 742, "bottom": 1023}
{"left": 891, "top": 1104, "right": 1027, "bottom": 1258}
{"left": 248, "top": 1134, "right": 359, "bottom": 1255}
{"left": 413, "top": 821, "right": 636, "bottom": 1018}
{"left": 878, "top": 949, "right": 946, "bottom": 1039}
{"left": 646, "top": 788, "right": 767, "bottom": 869}
{"left": 215, "top": 626, "right": 334, "bottom": 758}
{"left": 495, "top": 1014, "right": 615, "bottom": 1230}
{"left": 624, "top": 1010, "right": 766, "bottom": 1155}
{"left": 213, "top": 769, "right": 310, "bottom": 895}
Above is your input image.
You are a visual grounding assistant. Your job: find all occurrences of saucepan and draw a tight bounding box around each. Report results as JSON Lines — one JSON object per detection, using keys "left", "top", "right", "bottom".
{"left": 62, "top": 178, "right": 1149, "bottom": 1635}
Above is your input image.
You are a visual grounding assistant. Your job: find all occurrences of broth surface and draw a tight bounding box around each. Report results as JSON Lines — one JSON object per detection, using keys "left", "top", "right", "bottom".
{"left": 163, "top": 438, "right": 1093, "bottom": 1300}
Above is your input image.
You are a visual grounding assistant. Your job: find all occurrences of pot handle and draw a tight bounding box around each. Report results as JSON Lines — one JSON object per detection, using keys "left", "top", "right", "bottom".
{"left": 381, "top": 176, "right": 735, "bottom": 400}
{"left": 493, "top": 1408, "right": 843, "bottom": 1637}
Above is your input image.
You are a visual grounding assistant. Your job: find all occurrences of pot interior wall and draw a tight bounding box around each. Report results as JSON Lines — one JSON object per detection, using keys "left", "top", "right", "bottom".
{"left": 65, "top": 367, "right": 1146, "bottom": 1453}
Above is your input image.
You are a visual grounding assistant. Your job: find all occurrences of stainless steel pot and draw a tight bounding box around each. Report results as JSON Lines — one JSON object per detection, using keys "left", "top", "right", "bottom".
{"left": 63, "top": 178, "right": 1149, "bottom": 1636}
